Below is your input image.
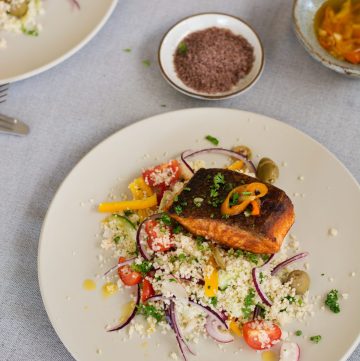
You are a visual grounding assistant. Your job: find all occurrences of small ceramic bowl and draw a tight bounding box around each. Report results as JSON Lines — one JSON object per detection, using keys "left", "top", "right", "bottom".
{"left": 293, "top": 0, "right": 360, "bottom": 78}
{"left": 158, "top": 13, "right": 264, "bottom": 100}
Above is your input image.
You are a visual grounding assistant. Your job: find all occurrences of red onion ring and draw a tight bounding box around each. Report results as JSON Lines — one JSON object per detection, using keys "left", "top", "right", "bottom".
{"left": 271, "top": 252, "right": 309, "bottom": 276}
{"left": 103, "top": 257, "right": 136, "bottom": 277}
{"left": 205, "top": 317, "right": 234, "bottom": 343}
{"left": 172, "top": 301, "right": 196, "bottom": 355}
{"left": 279, "top": 342, "right": 300, "bottom": 361}
{"left": 107, "top": 284, "right": 140, "bottom": 332}
{"left": 181, "top": 148, "right": 256, "bottom": 174}
{"left": 252, "top": 305, "right": 261, "bottom": 320}
{"left": 188, "top": 300, "right": 228, "bottom": 329}
{"left": 169, "top": 300, "right": 189, "bottom": 361}
{"left": 136, "top": 214, "right": 163, "bottom": 260}
{"left": 69, "top": 0, "right": 80, "bottom": 9}
{"left": 252, "top": 267, "right": 273, "bottom": 307}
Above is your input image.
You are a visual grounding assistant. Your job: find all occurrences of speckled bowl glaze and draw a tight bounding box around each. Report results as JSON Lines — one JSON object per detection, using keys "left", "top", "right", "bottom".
{"left": 293, "top": 0, "right": 360, "bottom": 78}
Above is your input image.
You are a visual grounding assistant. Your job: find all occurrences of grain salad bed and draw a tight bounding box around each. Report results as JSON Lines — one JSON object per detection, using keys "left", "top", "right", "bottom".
{"left": 0, "top": 0, "right": 44, "bottom": 49}
{"left": 92, "top": 150, "right": 323, "bottom": 361}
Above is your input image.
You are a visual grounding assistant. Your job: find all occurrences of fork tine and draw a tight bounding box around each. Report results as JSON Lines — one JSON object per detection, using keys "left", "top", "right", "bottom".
{"left": 0, "top": 83, "right": 9, "bottom": 103}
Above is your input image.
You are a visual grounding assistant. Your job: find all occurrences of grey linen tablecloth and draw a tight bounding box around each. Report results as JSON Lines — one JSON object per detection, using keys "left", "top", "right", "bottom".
{"left": 0, "top": 0, "right": 359, "bottom": 360}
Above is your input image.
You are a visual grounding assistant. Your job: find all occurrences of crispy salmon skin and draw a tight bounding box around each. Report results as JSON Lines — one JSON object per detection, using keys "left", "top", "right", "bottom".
{"left": 168, "top": 168, "right": 294, "bottom": 254}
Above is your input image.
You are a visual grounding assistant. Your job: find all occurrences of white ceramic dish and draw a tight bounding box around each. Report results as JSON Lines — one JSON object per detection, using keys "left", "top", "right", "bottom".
{"left": 38, "top": 108, "right": 360, "bottom": 361}
{"left": 158, "top": 13, "right": 264, "bottom": 100}
{"left": 293, "top": 0, "right": 360, "bottom": 78}
{"left": 0, "top": 0, "right": 118, "bottom": 84}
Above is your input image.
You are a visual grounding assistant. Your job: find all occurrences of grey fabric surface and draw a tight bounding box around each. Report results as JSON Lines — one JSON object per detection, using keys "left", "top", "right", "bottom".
{"left": 0, "top": 0, "right": 359, "bottom": 360}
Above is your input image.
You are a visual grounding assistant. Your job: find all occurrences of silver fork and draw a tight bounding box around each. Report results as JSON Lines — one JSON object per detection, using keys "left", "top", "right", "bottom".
{"left": 0, "top": 83, "right": 8, "bottom": 104}
{"left": 0, "top": 84, "right": 30, "bottom": 136}
{"left": 0, "top": 113, "right": 29, "bottom": 136}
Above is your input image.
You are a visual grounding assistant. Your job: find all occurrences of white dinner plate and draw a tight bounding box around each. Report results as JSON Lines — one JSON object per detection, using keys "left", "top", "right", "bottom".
{"left": 0, "top": 0, "right": 118, "bottom": 84}
{"left": 38, "top": 108, "right": 360, "bottom": 361}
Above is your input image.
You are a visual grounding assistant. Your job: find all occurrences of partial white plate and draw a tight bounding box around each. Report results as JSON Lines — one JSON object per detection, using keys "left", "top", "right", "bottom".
{"left": 38, "top": 108, "right": 360, "bottom": 361}
{"left": 0, "top": 0, "right": 118, "bottom": 84}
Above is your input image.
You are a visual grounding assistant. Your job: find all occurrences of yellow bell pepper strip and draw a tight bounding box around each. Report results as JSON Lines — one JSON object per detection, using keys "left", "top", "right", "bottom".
{"left": 204, "top": 267, "right": 219, "bottom": 297}
{"left": 98, "top": 194, "right": 157, "bottom": 213}
{"left": 128, "top": 177, "right": 153, "bottom": 198}
{"left": 221, "top": 182, "right": 268, "bottom": 216}
{"left": 229, "top": 320, "right": 243, "bottom": 337}
{"left": 128, "top": 177, "right": 154, "bottom": 219}
{"left": 227, "top": 160, "right": 244, "bottom": 171}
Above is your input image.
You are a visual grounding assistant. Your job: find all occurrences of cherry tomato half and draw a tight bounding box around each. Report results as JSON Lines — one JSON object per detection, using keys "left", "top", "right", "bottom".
{"left": 118, "top": 257, "right": 142, "bottom": 286}
{"left": 141, "top": 279, "right": 155, "bottom": 302}
{"left": 145, "top": 220, "right": 174, "bottom": 252}
{"left": 243, "top": 320, "right": 282, "bottom": 350}
{"left": 142, "top": 160, "right": 181, "bottom": 190}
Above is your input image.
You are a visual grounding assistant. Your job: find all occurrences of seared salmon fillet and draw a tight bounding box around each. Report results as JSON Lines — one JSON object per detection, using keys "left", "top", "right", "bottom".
{"left": 168, "top": 168, "right": 294, "bottom": 254}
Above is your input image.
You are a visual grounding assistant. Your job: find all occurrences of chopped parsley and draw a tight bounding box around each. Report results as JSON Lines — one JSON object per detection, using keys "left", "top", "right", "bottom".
{"left": 174, "top": 205, "right": 183, "bottom": 215}
{"left": 184, "top": 187, "right": 191, "bottom": 191}
{"left": 242, "top": 288, "right": 256, "bottom": 319}
{"left": 196, "top": 236, "right": 207, "bottom": 251}
{"left": 205, "top": 135, "right": 219, "bottom": 146}
{"left": 259, "top": 272, "right": 265, "bottom": 284}
{"left": 325, "top": 289, "right": 340, "bottom": 313}
{"left": 124, "top": 210, "right": 134, "bottom": 216}
{"left": 321, "top": 273, "right": 325, "bottom": 276}
{"left": 210, "top": 296, "right": 218, "bottom": 307}
{"left": 172, "top": 224, "right": 183, "bottom": 234}
{"left": 142, "top": 59, "right": 151, "bottom": 67}
{"left": 160, "top": 213, "right": 172, "bottom": 226}
{"left": 209, "top": 173, "right": 225, "bottom": 206}
{"left": 177, "top": 41, "right": 188, "bottom": 55}
{"left": 21, "top": 25, "right": 39, "bottom": 36}
{"left": 113, "top": 235, "right": 121, "bottom": 244}
{"left": 123, "top": 48, "right": 132, "bottom": 52}
{"left": 137, "top": 304, "right": 164, "bottom": 322}
{"left": 295, "top": 330, "right": 303, "bottom": 336}
{"left": 285, "top": 295, "right": 296, "bottom": 304}
{"left": 177, "top": 253, "right": 186, "bottom": 262}
{"left": 310, "top": 335, "right": 322, "bottom": 344}
{"left": 131, "top": 261, "right": 153, "bottom": 275}
{"left": 229, "top": 192, "right": 240, "bottom": 206}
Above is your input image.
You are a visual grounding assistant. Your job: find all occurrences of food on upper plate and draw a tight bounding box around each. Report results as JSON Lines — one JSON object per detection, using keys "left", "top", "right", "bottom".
{"left": 168, "top": 168, "right": 295, "bottom": 254}
{"left": 0, "top": 0, "right": 44, "bottom": 49}
{"left": 315, "top": 0, "right": 360, "bottom": 64}
{"left": 173, "top": 27, "right": 254, "bottom": 94}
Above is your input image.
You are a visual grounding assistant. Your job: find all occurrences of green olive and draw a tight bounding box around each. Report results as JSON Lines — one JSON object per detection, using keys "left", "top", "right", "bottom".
{"left": 286, "top": 270, "right": 310, "bottom": 295}
{"left": 232, "top": 145, "right": 252, "bottom": 160}
{"left": 9, "top": 0, "right": 28, "bottom": 18}
{"left": 256, "top": 157, "right": 279, "bottom": 184}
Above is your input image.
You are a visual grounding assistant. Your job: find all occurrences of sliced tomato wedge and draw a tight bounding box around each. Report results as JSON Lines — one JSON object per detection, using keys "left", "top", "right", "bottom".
{"left": 243, "top": 320, "right": 282, "bottom": 350}
{"left": 141, "top": 278, "right": 155, "bottom": 302}
{"left": 117, "top": 257, "right": 142, "bottom": 286}
{"left": 142, "top": 160, "right": 181, "bottom": 200}
{"left": 145, "top": 220, "right": 174, "bottom": 252}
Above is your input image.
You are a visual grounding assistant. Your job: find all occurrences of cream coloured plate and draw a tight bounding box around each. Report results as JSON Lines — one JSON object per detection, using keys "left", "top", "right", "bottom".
{"left": 0, "top": 0, "right": 118, "bottom": 83}
{"left": 38, "top": 108, "right": 360, "bottom": 361}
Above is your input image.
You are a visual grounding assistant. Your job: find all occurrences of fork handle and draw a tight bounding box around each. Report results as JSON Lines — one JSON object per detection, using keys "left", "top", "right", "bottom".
{"left": 0, "top": 113, "right": 29, "bottom": 136}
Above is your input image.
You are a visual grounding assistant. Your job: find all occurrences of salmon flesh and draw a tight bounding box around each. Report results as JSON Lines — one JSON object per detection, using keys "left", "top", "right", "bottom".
{"left": 168, "top": 168, "right": 294, "bottom": 254}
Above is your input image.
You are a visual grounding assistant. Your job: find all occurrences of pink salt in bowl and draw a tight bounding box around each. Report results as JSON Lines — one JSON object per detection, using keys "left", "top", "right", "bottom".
{"left": 158, "top": 13, "right": 264, "bottom": 100}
